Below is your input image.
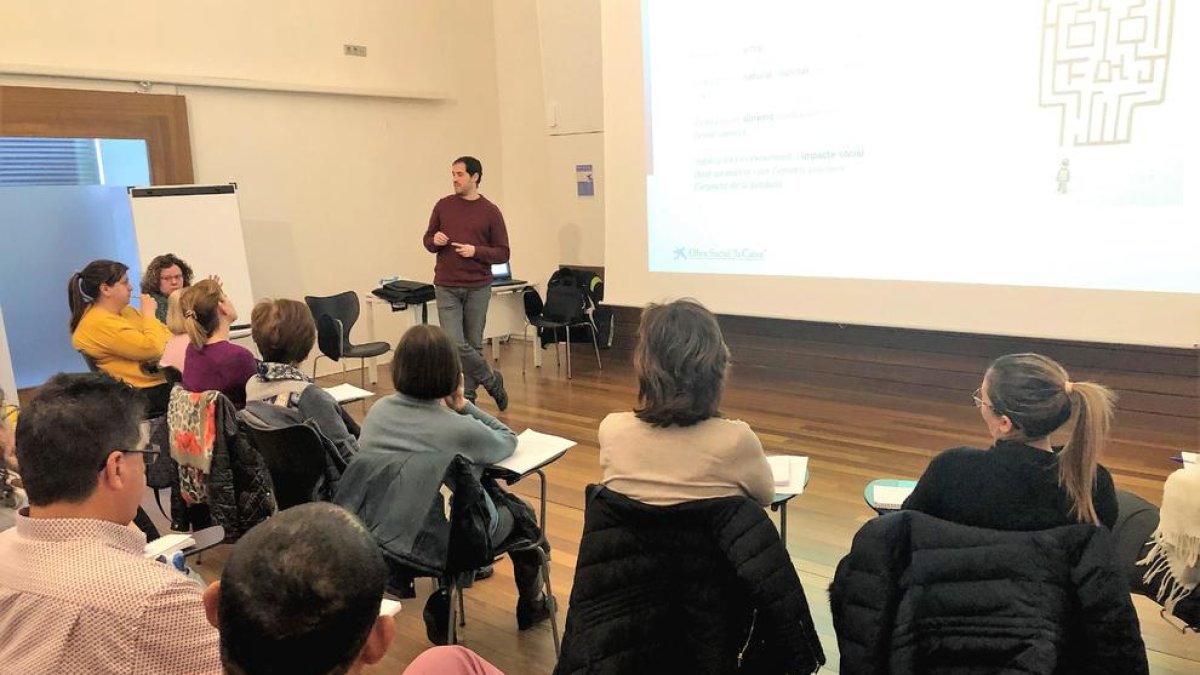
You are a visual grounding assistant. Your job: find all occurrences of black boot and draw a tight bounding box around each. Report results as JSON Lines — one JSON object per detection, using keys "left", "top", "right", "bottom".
{"left": 486, "top": 371, "right": 509, "bottom": 412}
{"left": 516, "top": 594, "right": 554, "bottom": 630}
{"left": 423, "top": 588, "right": 451, "bottom": 645}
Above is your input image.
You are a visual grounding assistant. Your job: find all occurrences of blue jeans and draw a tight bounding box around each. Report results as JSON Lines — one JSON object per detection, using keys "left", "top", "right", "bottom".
{"left": 434, "top": 285, "right": 494, "bottom": 393}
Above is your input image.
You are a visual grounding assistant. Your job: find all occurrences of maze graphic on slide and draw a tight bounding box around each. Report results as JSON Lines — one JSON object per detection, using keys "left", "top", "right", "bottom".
{"left": 1039, "top": 0, "right": 1173, "bottom": 146}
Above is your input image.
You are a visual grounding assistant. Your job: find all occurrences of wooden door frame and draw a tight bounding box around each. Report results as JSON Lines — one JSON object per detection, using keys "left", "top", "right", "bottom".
{"left": 0, "top": 85, "right": 193, "bottom": 184}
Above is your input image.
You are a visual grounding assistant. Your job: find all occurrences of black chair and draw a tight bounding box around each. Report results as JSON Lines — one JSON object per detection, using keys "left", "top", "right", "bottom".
{"left": 357, "top": 455, "right": 560, "bottom": 653}
{"left": 240, "top": 418, "right": 328, "bottom": 510}
{"left": 78, "top": 350, "right": 102, "bottom": 374}
{"left": 304, "top": 291, "right": 390, "bottom": 389}
{"left": 1113, "top": 490, "right": 1160, "bottom": 593}
{"left": 522, "top": 285, "right": 602, "bottom": 379}
{"left": 446, "top": 529, "right": 560, "bottom": 655}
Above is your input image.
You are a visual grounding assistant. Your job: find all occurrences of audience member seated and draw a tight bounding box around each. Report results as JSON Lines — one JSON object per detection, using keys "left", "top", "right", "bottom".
{"left": 903, "top": 352, "right": 1119, "bottom": 530}
{"left": 180, "top": 279, "right": 257, "bottom": 409}
{"left": 403, "top": 646, "right": 505, "bottom": 674}
{"left": 140, "top": 252, "right": 194, "bottom": 324}
{"left": 555, "top": 486, "right": 825, "bottom": 674}
{"left": 335, "top": 325, "right": 551, "bottom": 636}
{"left": 598, "top": 299, "right": 774, "bottom": 506}
{"left": 158, "top": 288, "right": 189, "bottom": 377}
{"left": 0, "top": 372, "right": 220, "bottom": 673}
{"left": 1, "top": 390, "right": 25, "bottom": 531}
{"left": 1138, "top": 465, "right": 1200, "bottom": 630}
{"left": 202, "top": 502, "right": 504, "bottom": 675}
{"left": 69, "top": 259, "right": 172, "bottom": 416}
{"left": 245, "top": 298, "right": 360, "bottom": 461}
{"left": 829, "top": 507, "right": 1148, "bottom": 673}
{"left": 827, "top": 352, "right": 1146, "bottom": 672}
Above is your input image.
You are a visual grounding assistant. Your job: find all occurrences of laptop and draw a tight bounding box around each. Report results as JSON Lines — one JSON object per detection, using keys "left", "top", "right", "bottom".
{"left": 491, "top": 262, "right": 527, "bottom": 287}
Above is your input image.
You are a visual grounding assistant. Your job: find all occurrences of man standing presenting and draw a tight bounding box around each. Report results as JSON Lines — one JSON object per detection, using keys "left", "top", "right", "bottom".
{"left": 423, "top": 156, "right": 510, "bottom": 410}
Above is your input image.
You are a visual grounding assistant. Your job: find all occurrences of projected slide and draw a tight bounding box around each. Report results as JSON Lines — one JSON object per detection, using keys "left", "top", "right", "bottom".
{"left": 643, "top": 0, "right": 1195, "bottom": 294}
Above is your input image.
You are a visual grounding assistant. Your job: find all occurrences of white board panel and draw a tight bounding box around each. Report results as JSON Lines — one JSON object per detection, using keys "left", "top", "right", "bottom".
{"left": 0, "top": 305, "right": 18, "bottom": 405}
{"left": 130, "top": 185, "right": 255, "bottom": 329}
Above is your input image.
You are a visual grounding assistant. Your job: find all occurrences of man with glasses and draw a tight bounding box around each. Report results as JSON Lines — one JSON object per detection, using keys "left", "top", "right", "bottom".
{"left": 0, "top": 372, "right": 220, "bottom": 674}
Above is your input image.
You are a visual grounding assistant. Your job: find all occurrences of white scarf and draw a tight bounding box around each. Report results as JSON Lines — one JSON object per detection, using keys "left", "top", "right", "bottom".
{"left": 1139, "top": 465, "right": 1200, "bottom": 612}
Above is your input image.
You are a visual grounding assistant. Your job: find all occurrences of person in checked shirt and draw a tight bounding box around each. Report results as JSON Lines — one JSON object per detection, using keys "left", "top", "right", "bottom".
{"left": 0, "top": 372, "right": 220, "bottom": 674}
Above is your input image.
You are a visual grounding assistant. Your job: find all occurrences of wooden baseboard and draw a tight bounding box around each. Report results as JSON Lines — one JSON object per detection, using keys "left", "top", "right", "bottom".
{"left": 605, "top": 305, "right": 1199, "bottom": 427}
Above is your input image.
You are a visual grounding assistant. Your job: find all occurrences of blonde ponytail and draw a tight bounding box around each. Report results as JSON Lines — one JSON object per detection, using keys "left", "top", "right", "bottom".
{"left": 986, "top": 353, "right": 1117, "bottom": 525}
{"left": 179, "top": 280, "right": 223, "bottom": 350}
{"left": 1058, "top": 380, "right": 1116, "bottom": 525}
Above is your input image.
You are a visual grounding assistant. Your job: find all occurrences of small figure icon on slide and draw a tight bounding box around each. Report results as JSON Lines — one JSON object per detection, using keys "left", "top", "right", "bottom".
{"left": 1056, "top": 158, "right": 1070, "bottom": 195}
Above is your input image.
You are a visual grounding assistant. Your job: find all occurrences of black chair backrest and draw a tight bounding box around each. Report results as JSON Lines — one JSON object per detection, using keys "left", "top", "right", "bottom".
{"left": 305, "top": 292, "right": 361, "bottom": 350}
{"left": 315, "top": 314, "right": 344, "bottom": 361}
{"left": 78, "top": 350, "right": 101, "bottom": 373}
{"left": 161, "top": 365, "right": 183, "bottom": 386}
{"left": 1113, "top": 490, "right": 1160, "bottom": 592}
{"left": 523, "top": 286, "right": 544, "bottom": 320}
{"left": 143, "top": 414, "right": 178, "bottom": 491}
{"left": 543, "top": 284, "right": 585, "bottom": 323}
{"left": 242, "top": 421, "right": 328, "bottom": 510}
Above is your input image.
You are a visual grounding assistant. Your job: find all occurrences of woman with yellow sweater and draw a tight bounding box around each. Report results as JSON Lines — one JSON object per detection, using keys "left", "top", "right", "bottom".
{"left": 69, "top": 259, "right": 172, "bottom": 416}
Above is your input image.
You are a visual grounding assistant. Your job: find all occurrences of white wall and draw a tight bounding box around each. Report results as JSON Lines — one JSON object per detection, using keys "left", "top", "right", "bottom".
{"left": 488, "top": 0, "right": 606, "bottom": 275}
{"left": 489, "top": 0, "right": 607, "bottom": 282}
{"left": 491, "top": 0, "right": 556, "bottom": 291}
{"left": 544, "top": 134, "right": 605, "bottom": 266}
{"left": 0, "top": 1, "right": 452, "bottom": 96}
{"left": 537, "top": 0, "right": 606, "bottom": 268}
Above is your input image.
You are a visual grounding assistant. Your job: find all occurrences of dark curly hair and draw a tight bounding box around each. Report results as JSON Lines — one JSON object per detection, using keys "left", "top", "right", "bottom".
{"left": 140, "top": 253, "right": 194, "bottom": 295}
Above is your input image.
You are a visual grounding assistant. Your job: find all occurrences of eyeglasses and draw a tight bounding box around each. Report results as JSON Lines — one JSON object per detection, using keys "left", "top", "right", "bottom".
{"left": 971, "top": 388, "right": 1006, "bottom": 416}
{"left": 97, "top": 445, "right": 160, "bottom": 471}
{"left": 160, "top": 274, "right": 184, "bottom": 282}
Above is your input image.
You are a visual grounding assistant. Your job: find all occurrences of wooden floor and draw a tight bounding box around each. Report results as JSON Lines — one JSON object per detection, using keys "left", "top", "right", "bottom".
{"left": 194, "top": 339, "right": 1199, "bottom": 674}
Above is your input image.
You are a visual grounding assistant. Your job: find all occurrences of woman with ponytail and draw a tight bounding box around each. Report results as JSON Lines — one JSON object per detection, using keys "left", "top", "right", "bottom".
{"left": 68, "top": 259, "right": 173, "bottom": 415}
{"left": 178, "top": 279, "right": 258, "bottom": 409}
{"left": 903, "top": 352, "right": 1120, "bottom": 529}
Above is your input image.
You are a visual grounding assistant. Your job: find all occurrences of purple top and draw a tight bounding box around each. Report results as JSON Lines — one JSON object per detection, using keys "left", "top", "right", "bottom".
{"left": 181, "top": 341, "right": 259, "bottom": 409}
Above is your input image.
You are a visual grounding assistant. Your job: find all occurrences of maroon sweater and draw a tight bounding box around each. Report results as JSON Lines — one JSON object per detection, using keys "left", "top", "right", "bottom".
{"left": 422, "top": 194, "right": 510, "bottom": 287}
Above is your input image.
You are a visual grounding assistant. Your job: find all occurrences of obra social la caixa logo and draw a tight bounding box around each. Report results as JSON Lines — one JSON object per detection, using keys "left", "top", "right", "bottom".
{"left": 673, "top": 247, "right": 766, "bottom": 261}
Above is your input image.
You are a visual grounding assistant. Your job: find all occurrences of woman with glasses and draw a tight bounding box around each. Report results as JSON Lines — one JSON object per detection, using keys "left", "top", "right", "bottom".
{"left": 140, "top": 253, "right": 194, "bottom": 324}
{"left": 69, "top": 260, "right": 173, "bottom": 417}
{"left": 903, "top": 352, "right": 1119, "bottom": 529}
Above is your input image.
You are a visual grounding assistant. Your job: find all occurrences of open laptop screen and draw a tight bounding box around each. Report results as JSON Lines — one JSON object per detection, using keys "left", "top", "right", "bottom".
{"left": 491, "top": 262, "right": 512, "bottom": 282}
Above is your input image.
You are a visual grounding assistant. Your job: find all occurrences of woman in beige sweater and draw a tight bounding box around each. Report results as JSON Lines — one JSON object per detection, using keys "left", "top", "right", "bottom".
{"left": 599, "top": 299, "right": 774, "bottom": 506}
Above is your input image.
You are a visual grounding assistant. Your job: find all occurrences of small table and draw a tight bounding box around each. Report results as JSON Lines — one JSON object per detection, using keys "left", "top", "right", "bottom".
{"left": 363, "top": 284, "right": 536, "bottom": 384}
{"left": 770, "top": 461, "right": 811, "bottom": 549}
{"left": 771, "top": 495, "right": 797, "bottom": 545}
{"left": 864, "top": 478, "right": 918, "bottom": 515}
{"left": 485, "top": 445, "right": 570, "bottom": 531}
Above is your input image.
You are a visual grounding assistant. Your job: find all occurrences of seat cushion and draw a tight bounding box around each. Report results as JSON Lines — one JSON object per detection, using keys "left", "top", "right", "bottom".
{"left": 344, "top": 341, "right": 391, "bottom": 358}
